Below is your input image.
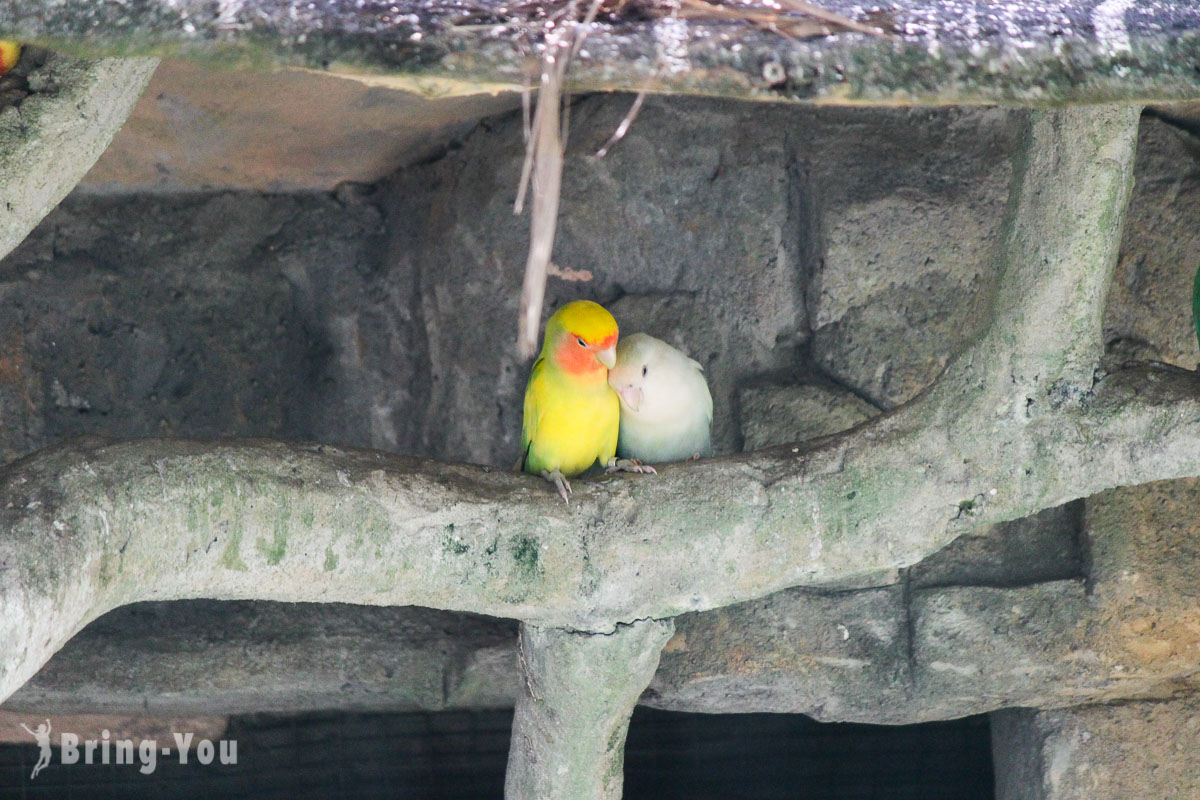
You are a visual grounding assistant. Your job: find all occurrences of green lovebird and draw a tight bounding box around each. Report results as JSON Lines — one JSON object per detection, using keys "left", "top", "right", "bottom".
{"left": 519, "top": 299, "right": 621, "bottom": 503}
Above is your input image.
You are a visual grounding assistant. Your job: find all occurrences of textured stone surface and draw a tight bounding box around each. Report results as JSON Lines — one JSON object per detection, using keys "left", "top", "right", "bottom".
{"left": 1085, "top": 479, "right": 1200, "bottom": 679}
{"left": 649, "top": 586, "right": 909, "bottom": 721}
{"left": 993, "top": 697, "right": 1200, "bottom": 800}
{"left": 1104, "top": 113, "right": 1200, "bottom": 369}
{"left": 0, "top": 52, "right": 157, "bottom": 264}
{"left": 0, "top": 42, "right": 1193, "bottom": 798}
{"left": 911, "top": 581, "right": 1095, "bottom": 715}
{"left": 3, "top": 101, "right": 1195, "bottom": 470}
{"left": 7, "top": 571, "right": 1192, "bottom": 725}
{"left": 910, "top": 503, "right": 1083, "bottom": 590}
{"left": 506, "top": 620, "right": 673, "bottom": 800}
{"left": 0, "top": 191, "right": 389, "bottom": 463}
{"left": 6, "top": 476, "right": 1200, "bottom": 723}
{"left": 738, "top": 379, "right": 879, "bottom": 450}
{"left": 4, "top": 601, "right": 519, "bottom": 715}
{"left": 0, "top": 95, "right": 1195, "bottom": 744}
{"left": 807, "top": 106, "right": 1020, "bottom": 407}
{"left": 81, "top": 58, "right": 521, "bottom": 193}
{"left": 738, "top": 379, "right": 1082, "bottom": 594}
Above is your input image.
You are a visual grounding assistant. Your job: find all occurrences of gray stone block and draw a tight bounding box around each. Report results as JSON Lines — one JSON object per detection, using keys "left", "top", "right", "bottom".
{"left": 912, "top": 581, "right": 1097, "bottom": 719}
{"left": 738, "top": 380, "right": 879, "bottom": 451}
{"left": 5, "top": 601, "right": 519, "bottom": 715}
{"left": 1104, "top": 114, "right": 1200, "bottom": 370}
{"left": 648, "top": 585, "right": 909, "bottom": 721}
{"left": 0, "top": 190, "right": 396, "bottom": 462}
{"left": 807, "top": 106, "right": 1021, "bottom": 407}
{"left": 993, "top": 697, "right": 1200, "bottom": 800}
{"left": 910, "top": 503, "right": 1083, "bottom": 590}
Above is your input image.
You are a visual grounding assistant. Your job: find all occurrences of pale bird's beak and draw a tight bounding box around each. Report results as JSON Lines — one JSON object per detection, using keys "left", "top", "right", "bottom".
{"left": 597, "top": 346, "right": 616, "bottom": 369}
{"left": 617, "top": 385, "right": 643, "bottom": 412}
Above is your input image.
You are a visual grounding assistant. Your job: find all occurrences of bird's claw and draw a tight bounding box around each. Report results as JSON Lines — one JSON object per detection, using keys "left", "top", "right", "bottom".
{"left": 541, "top": 469, "right": 572, "bottom": 504}
{"left": 605, "top": 458, "right": 657, "bottom": 475}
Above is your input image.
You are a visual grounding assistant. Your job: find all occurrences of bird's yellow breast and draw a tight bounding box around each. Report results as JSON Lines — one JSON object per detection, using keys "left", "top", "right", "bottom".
{"left": 522, "top": 361, "right": 618, "bottom": 477}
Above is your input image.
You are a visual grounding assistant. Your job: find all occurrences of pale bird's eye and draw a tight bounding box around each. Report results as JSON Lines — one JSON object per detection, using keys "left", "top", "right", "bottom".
{"left": 577, "top": 337, "right": 587, "bottom": 347}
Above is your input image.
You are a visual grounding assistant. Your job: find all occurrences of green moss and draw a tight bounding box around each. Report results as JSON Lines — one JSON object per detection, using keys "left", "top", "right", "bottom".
{"left": 362, "top": 510, "right": 391, "bottom": 561}
{"left": 480, "top": 535, "right": 501, "bottom": 576}
{"left": 578, "top": 548, "right": 600, "bottom": 596}
{"left": 301, "top": 507, "right": 315, "bottom": 528}
{"left": 442, "top": 527, "right": 470, "bottom": 556}
{"left": 606, "top": 725, "right": 626, "bottom": 756}
{"left": 345, "top": 501, "right": 391, "bottom": 556}
{"left": 324, "top": 546, "right": 339, "bottom": 572}
{"left": 512, "top": 534, "right": 542, "bottom": 580}
{"left": 363, "top": 506, "right": 391, "bottom": 546}
{"left": 505, "top": 533, "right": 545, "bottom": 600}
{"left": 257, "top": 503, "right": 289, "bottom": 565}
{"left": 1193, "top": 262, "right": 1200, "bottom": 354}
{"left": 98, "top": 544, "right": 114, "bottom": 588}
{"left": 220, "top": 518, "right": 249, "bottom": 572}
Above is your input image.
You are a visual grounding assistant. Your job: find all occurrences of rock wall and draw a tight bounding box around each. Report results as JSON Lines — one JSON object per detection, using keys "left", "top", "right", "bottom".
{"left": 1, "top": 99, "right": 1195, "bottom": 472}
{"left": 993, "top": 696, "right": 1200, "bottom": 800}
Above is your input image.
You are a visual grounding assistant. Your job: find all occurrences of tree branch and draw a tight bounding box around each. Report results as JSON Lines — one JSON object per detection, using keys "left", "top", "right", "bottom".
{"left": 0, "top": 54, "right": 157, "bottom": 262}
{"left": 975, "top": 105, "right": 1139, "bottom": 400}
{"left": 505, "top": 620, "right": 673, "bottom": 800}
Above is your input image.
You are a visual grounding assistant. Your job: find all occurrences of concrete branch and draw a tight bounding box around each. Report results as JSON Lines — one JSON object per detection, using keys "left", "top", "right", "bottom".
{"left": 0, "top": 53, "right": 157, "bottom": 262}
{"left": 505, "top": 620, "right": 673, "bottom": 800}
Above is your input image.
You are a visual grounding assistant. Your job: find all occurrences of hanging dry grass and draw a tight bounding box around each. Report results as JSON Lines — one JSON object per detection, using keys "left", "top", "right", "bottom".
{"left": 509, "top": 0, "right": 887, "bottom": 359}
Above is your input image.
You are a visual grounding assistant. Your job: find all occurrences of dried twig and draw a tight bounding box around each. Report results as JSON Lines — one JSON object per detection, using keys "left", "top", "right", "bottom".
{"left": 515, "top": 0, "right": 605, "bottom": 359}
{"left": 514, "top": 0, "right": 883, "bottom": 357}
{"left": 593, "top": 88, "right": 650, "bottom": 159}
{"left": 516, "top": 33, "right": 567, "bottom": 359}
{"left": 774, "top": 0, "right": 887, "bottom": 36}
{"left": 676, "top": 0, "right": 884, "bottom": 38}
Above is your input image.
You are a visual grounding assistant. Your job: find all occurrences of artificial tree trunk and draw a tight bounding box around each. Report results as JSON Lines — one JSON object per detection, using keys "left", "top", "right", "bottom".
{"left": 505, "top": 620, "right": 674, "bottom": 800}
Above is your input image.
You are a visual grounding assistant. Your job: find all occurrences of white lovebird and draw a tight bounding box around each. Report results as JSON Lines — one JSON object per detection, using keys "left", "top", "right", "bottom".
{"left": 607, "top": 332, "right": 713, "bottom": 464}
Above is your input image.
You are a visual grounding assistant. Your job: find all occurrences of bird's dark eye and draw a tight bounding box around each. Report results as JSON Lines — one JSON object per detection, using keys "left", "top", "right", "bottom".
{"left": 577, "top": 337, "right": 587, "bottom": 347}
{"left": 642, "top": 365, "right": 648, "bottom": 376}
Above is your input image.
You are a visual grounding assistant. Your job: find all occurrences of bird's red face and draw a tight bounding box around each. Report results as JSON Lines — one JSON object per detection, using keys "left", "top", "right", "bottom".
{"left": 541, "top": 299, "right": 620, "bottom": 377}
{"left": 554, "top": 330, "right": 618, "bottom": 375}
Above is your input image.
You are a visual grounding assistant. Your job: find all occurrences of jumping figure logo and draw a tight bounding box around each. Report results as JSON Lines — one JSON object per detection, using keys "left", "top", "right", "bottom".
{"left": 20, "top": 718, "right": 52, "bottom": 779}
{"left": 18, "top": 720, "right": 237, "bottom": 779}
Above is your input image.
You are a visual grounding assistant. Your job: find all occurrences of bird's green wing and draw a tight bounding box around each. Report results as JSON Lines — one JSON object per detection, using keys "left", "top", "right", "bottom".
{"left": 518, "top": 356, "right": 546, "bottom": 472}
{"left": 1193, "top": 263, "right": 1200, "bottom": 353}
